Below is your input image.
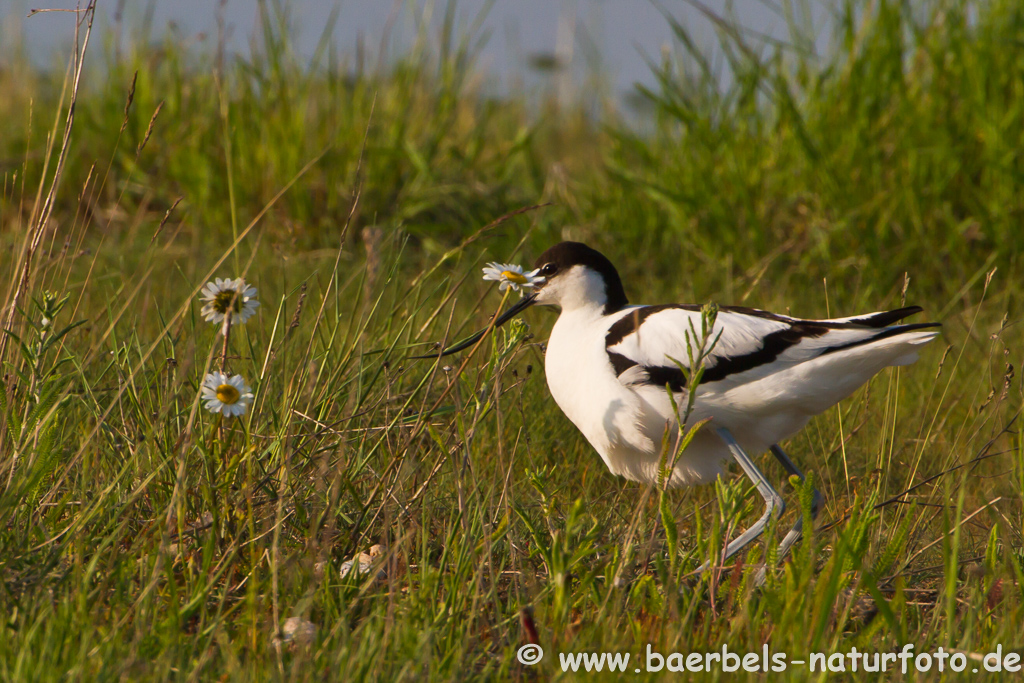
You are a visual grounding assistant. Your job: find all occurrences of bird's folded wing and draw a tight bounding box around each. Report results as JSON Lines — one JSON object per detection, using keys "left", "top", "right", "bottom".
{"left": 605, "top": 304, "right": 934, "bottom": 391}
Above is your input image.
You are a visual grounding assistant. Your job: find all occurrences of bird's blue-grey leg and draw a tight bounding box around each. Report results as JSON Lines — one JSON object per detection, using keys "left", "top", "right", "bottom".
{"left": 697, "top": 427, "right": 784, "bottom": 574}
{"left": 750, "top": 445, "right": 825, "bottom": 584}
{"left": 769, "top": 444, "right": 824, "bottom": 556}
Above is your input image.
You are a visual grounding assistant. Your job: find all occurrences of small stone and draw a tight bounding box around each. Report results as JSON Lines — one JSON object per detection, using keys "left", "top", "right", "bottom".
{"left": 281, "top": 617, "right": 316, "bottom": 645}
{"left": 339, "top": 544, "right": 387, "bottom": 582}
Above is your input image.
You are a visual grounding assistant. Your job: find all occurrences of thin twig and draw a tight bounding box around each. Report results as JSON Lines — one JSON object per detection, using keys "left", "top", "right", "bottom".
{"left": 898, "top": 497, "right": 1002, "bottom": 570}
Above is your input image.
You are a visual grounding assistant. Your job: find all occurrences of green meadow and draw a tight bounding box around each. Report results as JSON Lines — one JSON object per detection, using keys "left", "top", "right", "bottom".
{"left": 1, "top": 0, "right": 1022, "bottom": 679}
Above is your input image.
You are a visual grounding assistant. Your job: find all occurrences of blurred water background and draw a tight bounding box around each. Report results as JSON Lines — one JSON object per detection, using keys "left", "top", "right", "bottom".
{"left": 3, "top": 0, "right": 831, "bottom": 112}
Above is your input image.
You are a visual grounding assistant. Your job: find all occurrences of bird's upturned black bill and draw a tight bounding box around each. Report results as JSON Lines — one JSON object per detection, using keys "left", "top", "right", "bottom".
{"left": 413, "top": 292, "right": 537, "bottom": 359}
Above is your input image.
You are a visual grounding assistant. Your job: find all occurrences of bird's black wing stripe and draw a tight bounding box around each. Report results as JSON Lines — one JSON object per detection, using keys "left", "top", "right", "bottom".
{"left": 700, "top": 324, "right": 827, "bottom": 383}
{"left": 643, "top": 365, "right": 688, "bottom": 393}
{"left": 628, "top": 324, "right": 827, "bottom": 391}
{"left": 722, "top": 305, "right": 925, "bottom": 329}
{"left": 845, "top": 306, "right": 924, "bottom": 328}
{"left": 609, "top": 308, "right": 830, "bottom": 388}
{"left": 635, "top": 322, "right": 938, "bottom": 391}
{"left": 816, "top": 322, "right": 940, "bottom": 357}
{"left": 607, "top": 351, "right": 638, "bottom": 376}
{"left": 604, "top": 304, "right": 701, "bottom": 348}
{"left": 718, "top": 306, "right": 797, "bottom": 324}
{"left": 609, "top": 305, "right": 928, "bottom": 352}
{"left": 609, "top": 348, "right": 688, "bottom": 391}
{"left": 608, "top": 304, "right": 937, "bottom": 392}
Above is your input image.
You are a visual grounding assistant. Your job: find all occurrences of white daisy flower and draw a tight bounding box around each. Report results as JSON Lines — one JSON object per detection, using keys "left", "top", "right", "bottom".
{"left": 481, "top": 262, "right": 543, "bottom": 295}
{"left": 200, "top": 372, "right": 254, "bottom": 417}
{"left": 199, "top": 277, "right": 260, "bottom": 325}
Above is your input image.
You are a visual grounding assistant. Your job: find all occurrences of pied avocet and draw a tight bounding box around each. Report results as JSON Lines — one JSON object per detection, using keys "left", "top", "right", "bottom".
{"left": 425, "top": 242, "right": 940, "bottom": 574}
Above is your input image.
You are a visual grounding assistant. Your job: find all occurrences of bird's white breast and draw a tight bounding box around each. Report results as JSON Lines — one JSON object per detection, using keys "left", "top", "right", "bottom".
{"left": 544, "top": 308, "right": 674, "bottom": 481}
{"left": 543, "top": 308, "right": 736, "bottom": 486}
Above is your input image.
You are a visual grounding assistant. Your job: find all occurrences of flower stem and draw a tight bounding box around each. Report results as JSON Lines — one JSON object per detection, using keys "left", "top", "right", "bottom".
{"left": 220, "top": 311, "right": 233, "bottom": 373}
{"left": 218, "top": 306, "right": 234, "bottom": 448}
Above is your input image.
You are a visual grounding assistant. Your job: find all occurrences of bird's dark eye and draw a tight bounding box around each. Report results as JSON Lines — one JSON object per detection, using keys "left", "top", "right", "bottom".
{"left": 540, "top": 263, "right": 558, "bottom": 276}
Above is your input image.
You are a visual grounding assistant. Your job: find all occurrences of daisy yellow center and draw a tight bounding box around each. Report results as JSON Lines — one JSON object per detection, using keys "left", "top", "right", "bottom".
{"left": 216, "top": 383, "right": 241, "bottom": 404}
{"left": 213, "top": 290, "right": 243, "bottom": 314}
{"left": 501, "top": 270, "right": 528, "bottom": 284}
